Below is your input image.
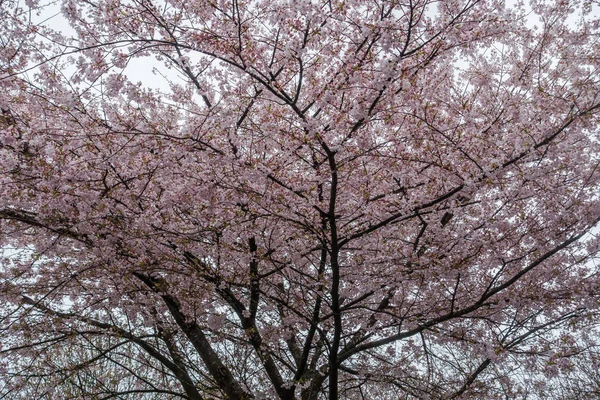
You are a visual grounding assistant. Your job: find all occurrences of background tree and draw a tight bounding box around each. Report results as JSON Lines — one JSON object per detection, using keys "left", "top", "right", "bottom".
{"left": 1, "top": 0, "right": 600, "bottom": 398}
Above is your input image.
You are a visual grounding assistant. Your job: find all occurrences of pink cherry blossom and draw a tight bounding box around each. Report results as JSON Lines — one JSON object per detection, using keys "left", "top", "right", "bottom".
{"left": 1, "top": 0, "right": 600, "bottom": 399}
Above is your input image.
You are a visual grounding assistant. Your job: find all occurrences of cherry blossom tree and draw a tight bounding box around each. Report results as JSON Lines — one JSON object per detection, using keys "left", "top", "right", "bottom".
{"left": 1, "top": 0, "right": 600, "bottom": 398}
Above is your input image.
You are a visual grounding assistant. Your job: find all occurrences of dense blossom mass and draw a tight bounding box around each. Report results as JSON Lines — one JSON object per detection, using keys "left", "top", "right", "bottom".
{"left": 1, "top": 0, "right": 600, "bottom": 398}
